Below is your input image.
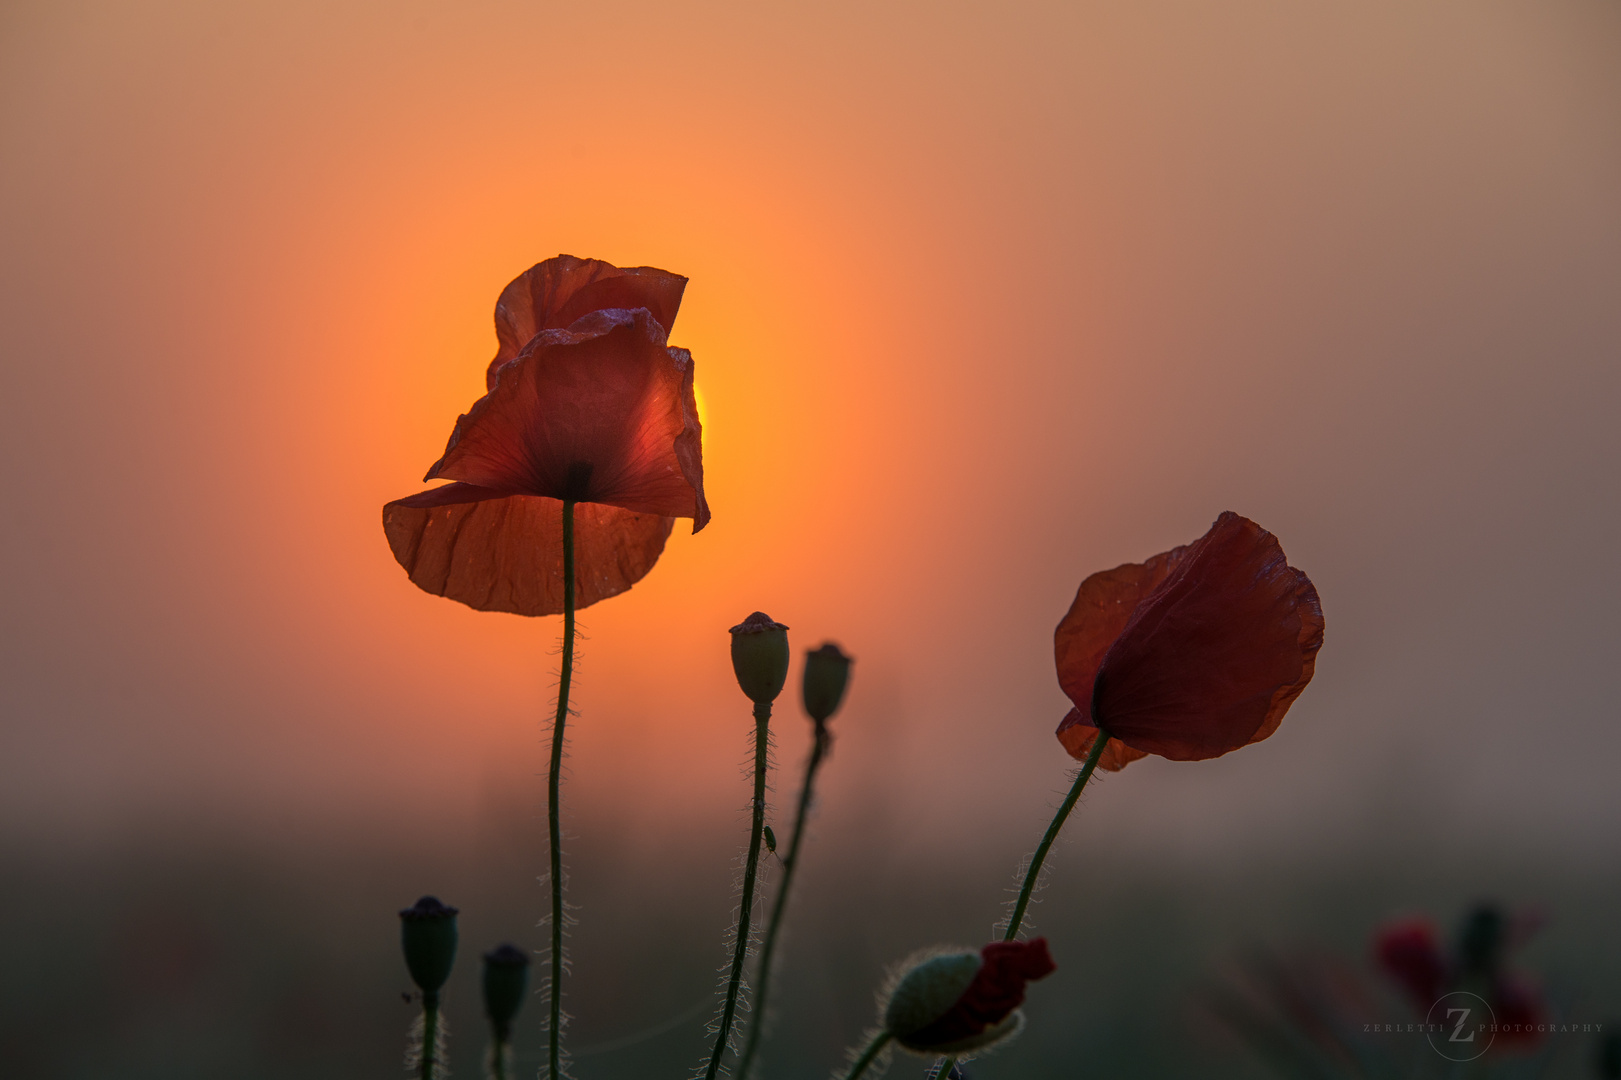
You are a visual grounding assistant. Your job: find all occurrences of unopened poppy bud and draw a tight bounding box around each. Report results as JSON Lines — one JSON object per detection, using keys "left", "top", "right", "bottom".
{"left": 882, "top": 939, "right": 1055, "bottom": 1055}
{"left": 729, "top": 612, "right": 790, "bottom": 704}
{"left": 482, "top": 944, "right": 530, "bottom": 1040}
{"left": 802, "top": 643, "right": 852, "bottom": 723}
{"left": 885, "top": 952, "right": 983, "bottom": 1040}
{"left": 399, "top": 896, "right": 459, "bottom": 998}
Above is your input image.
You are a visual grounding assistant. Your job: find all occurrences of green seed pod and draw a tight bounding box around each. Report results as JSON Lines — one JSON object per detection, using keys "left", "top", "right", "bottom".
{"left": 482, "top": 944, "right": 531, "bottom": 1041}
{"left": 399, "top": 896, "right": 459, "bottom": 998}
{"left": 729, "top": 612, "right": 790, "bottom": 704}
{"left": 802, "top": 642, "right": 852, "bottom": 723}
{"left": 883, "top": 951, "right": 981, "bottom": 1040}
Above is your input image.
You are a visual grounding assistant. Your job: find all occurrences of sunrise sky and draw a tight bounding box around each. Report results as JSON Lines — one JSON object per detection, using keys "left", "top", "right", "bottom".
{"left": 2, "top": 0, "right": 1619, "bottom": 876}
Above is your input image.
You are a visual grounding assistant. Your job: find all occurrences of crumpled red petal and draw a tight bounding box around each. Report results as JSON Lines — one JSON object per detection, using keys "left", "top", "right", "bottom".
{"left": 901, "top": 939, "right": 1056, "bottom": 1050}
{"left": 382, "top": 483, "right": 675, "bottom": 616}
{"left": 427, "top": 308, "right": 709, "bottom": 530}
{"left": 489, "top": 255, "right": 687, "bottom": 387}
{"left": 1090, "top": 512, "right": 1323, "bottom": 760}
{"left": 1054, "top": 543, "right": 1188, "bottom": 768}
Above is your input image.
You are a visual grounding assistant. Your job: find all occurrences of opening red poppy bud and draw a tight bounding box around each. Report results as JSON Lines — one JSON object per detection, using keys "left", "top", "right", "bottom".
{"left": 882, "top": 939, "right": 1056, "bottom": 1055}
{"left": 730, "top": 612, "right": 790, "bottom": 704}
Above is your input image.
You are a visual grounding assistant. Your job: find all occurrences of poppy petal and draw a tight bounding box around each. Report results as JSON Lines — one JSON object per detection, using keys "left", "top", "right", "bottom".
{"left": 1245, "top": 568, "right": 1324, "bottom": 747}
{"left": 428, "top": 309, "right": 709, "bottom": 529}
{"left": 1054, "top": 544, "right": 1189, "bottom": 729}
{"left": 489, "top": 255, "right": 687, "bottom": 386}
{"left": 1093, "top": 512, "right": 1322, "bottom": 760}
{"left": 1054, "top": 709, "right": 1152, "bottom": 771}
{"left": 383, "top": 484, "right": 675, "bottom": 616}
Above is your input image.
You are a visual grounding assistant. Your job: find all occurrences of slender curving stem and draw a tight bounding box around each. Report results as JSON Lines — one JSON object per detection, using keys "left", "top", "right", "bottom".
{"left": 1002, "top": 733, "right": 1110, "bottom": 941}
{"left": 546, "top": 498, "right": 578, "bottom": 1080}
{"left": 840, "top": 1030, "right": 893, "bottom": 1080}
{"left": 736, "top": 721, "right": 831, "bottom": 1078}
{"left": 703, "top": 700, "right": 774, "bottom": 1080}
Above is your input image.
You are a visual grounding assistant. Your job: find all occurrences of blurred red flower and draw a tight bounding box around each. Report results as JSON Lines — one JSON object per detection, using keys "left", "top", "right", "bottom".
{"left": 383, "top": 256, "right": 709, "bottom": 616}
{"left": 1055, "top": 512, "right": 1324, "bottom": 769}
{"left": 1374, "top": 919, "right": 1447, "bottom": 1008}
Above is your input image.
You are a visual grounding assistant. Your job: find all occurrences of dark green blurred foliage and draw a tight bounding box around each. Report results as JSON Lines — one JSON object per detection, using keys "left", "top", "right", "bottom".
{"left": 4, "top": 834, "right": 1620, "bottom": 1080}
{"left": 1458, "top": 902, "right": 1507, "bottom": 979}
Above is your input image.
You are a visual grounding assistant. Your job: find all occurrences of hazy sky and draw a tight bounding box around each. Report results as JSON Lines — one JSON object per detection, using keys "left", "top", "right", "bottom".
{"left": 2, "top": 0, "right": 1618, "bottom": 871}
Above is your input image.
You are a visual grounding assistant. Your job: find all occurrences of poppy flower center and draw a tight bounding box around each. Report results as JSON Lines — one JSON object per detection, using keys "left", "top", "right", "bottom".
{"left": 562, "top": 461, "right": 594, "bottom": 502}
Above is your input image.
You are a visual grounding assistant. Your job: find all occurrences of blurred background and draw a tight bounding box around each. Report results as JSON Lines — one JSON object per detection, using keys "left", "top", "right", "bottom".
{"left": 3, "top": 0, "right": 1619, "bottom": 1076}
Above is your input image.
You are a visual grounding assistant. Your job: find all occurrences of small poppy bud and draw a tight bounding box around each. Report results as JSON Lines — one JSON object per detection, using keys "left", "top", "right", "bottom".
{"left": 482, "top": 944, "right": 530, "bottom": 1040}
{"left": 729, "top": 612, "right": 790, "bottom": 704}
{"left": 802, "top": 643, "right": 852, "bottom": 724}
{"left": 399, "top": 896, "right": 459, "bottom": 998}
{"left": 882, "top": 939, "right": 1056, "bottom": 1055}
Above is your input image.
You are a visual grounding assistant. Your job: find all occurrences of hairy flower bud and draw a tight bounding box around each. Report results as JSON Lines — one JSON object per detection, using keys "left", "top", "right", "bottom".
{"left": 881, "top": 939, "right": 1055, "bottom": 1055}
{"left": 482, "top": 944, "right": 530, "bottom": 1041}
{"left": 730, "top": 612, "right": 790, "bottom": 704}
{"left": 399, "top": 896, "right": 459, "bottom": 998}
{"left": 802, "top": 642, "right": 852, "bottom": 724}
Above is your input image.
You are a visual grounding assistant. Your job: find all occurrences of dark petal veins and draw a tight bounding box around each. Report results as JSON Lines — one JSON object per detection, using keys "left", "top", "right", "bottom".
{"left": 489, "top": 255, "right": 687, "bottom": 386}
{"left": 426, "top": 309, "right": 707, "bottom": 525}
{"left": 1091, "top": 512, "right": 1322, "bottom": 761}
{"left": 383, "top": 486, "right": 675, "bottom": 616}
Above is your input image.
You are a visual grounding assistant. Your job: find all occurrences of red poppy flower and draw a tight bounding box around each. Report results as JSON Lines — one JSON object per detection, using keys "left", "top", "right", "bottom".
{"left": 1374, "top": 919, "right": 1447, "bottom": 1008}
{"left": 383, "top": 256, "right": 709, "bottom": 616}
{"left": 1055, "top": 512, "right": 1324, "bottom": 769}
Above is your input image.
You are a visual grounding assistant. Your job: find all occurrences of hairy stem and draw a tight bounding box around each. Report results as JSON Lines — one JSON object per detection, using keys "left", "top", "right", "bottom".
{"left": 737, "top": 722, "right": 830, "bottom": 1077}
{"left": 1002, "top": 733, "right": 1110, "bottom": 941}
{"left": 422, "top": 994, "right": 441, "bottom": 1080}
{"left": 840, "top": 1031, "right": 893, "bottom": 1080}
{"left": 546, "top": 499, "right": 577, "bottom": 1080}
{"left": 703, "top": 701, "right": 773, "bottom": 1080}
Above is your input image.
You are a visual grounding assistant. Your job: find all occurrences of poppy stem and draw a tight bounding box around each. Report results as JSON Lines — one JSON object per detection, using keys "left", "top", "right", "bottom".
{"left": 1001, "top": 733, "right": 1110, "bottom": 942}
{"left": 839, "top": 1031, "right": 892, "bottom": 1080}
{"left": 421, "top": 993, "right": 441, "bottom": 1080}
{"left": 736, "top": 720, "right": 832, "bottom": 1078}
{"left": 703, "top": 700, "right": 773, "bottom": 1080}
{"left": 546, "top": 498, "right": 577, "bottom": 1080}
